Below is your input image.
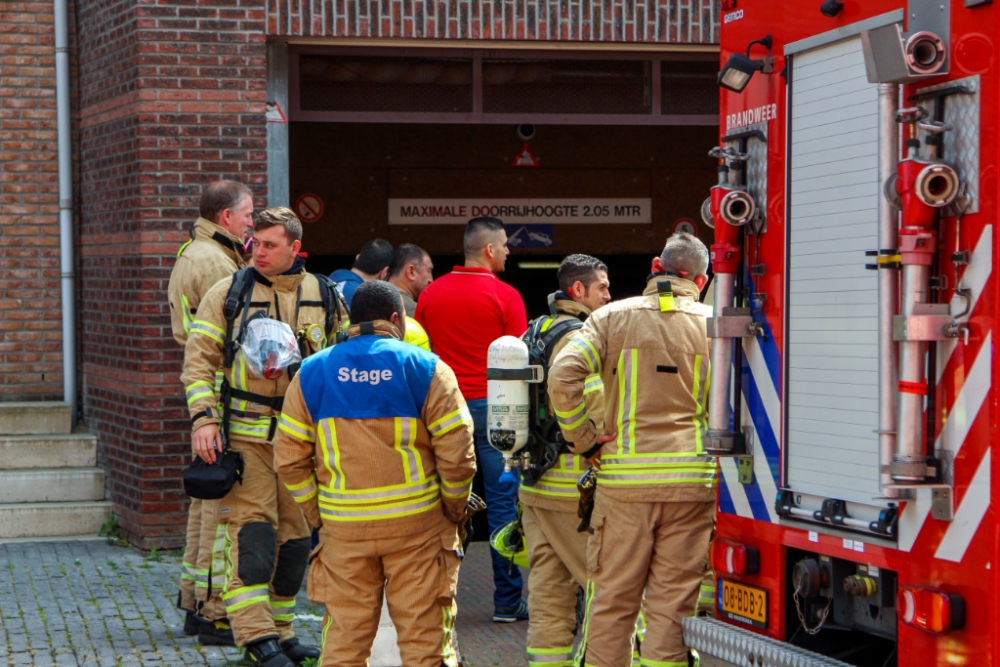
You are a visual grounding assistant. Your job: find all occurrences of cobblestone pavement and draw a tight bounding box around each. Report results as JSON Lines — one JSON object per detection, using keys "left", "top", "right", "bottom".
{"left": 0, "top": 539, "right": 526, "bottom": 667}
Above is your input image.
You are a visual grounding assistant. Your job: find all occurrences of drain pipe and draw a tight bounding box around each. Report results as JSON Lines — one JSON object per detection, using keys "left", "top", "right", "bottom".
{"left": 54, "top": 0, "right": 76, "bottom": 424}
{"left": 877, "top": 83, "right": 899, "bottom": 495}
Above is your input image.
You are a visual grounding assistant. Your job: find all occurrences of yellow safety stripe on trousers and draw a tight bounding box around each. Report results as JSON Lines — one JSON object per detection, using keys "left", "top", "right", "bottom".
{"left": 318, "top": 418, "right": 346, "bottom": 490}
{"left": 528, "top": 646, "right": 574, "bottom": 667}
{"left": 555, "top": 401, "right": 590, "bottom": 430}
{"left": 574, "top": 580, "right": 596, "bottom": 667}
{"left": 284, "top": 474, "right": 319, "bottom": 503}
{"left": 692, "top": 354, "right": 710, "bottom": 455}
{"left": 319, "top": 487, "right": 441, "bottom": 522}
{"left": 568, "top": 336, "right": 602, "bottom": 375}
{"left": 636, "top": 607, "right": 647, "bottom": 641}
{"left": 520, "top": 478, "right": 580, "bottom": 498}
{"left": 211, "top": 523, "right": 227, "bottom": 593}
{"left": 222, "top": 584, "right": 270, "bottom": 613}
{"left": 180, "top": 294, "right": 194, "bottom": 335}
{"left": 698, "top": 583, "right": 716, "bottom": 614}
{"left": 194, "top": 567, "right": 210, "bottom": 590}
{"left": 441, "top": 606, "right": 458, "bottom": 667}
{"left": 394, "top": 417, "right": 425, "bottom": 483}
{"left": 582, "top": 374, "right": 603, "bottom": 396}
{"left": 319, "top": 614, "right": 333, "bottom": 667}
{"left": 639, "top": 660, "right": 687, "bottom": 667}
{"left": 185, "top": 381, "right": 215, "bottom": 407}
{"left": 190, "top": 319, "right": 225, "bottom": 344}
{"left": 428, "top": 407, "right": 472, "bottom": 437}
{"left": 278, "top": 413, "right": 316, "bottom": 443}
{"left": 522, "top": 452, "right": 584, "bottom": 496}
{"left": 616, "top": 349, "right": 638, "bottom": 455}
{"left": 441, "top": 474, "right": 474, "bottom": 499}
{"left": 271, "top": 599, "right": 295, "bottom": 623}
{"left": 180, "top": 561, "right": 197, "bottom": 582}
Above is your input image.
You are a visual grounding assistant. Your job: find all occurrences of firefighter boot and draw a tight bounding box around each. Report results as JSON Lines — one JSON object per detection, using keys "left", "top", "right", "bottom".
{"left": 280, "top": 637, "right": 321, "bottom": 664}
{"left": 198, "top": 616, "right": 236, "bottom": 646}
{"left": 184, "top": 610, "right": 200, "bottom": 637}
{"left": 246, "top": 638, "right": 295, "bottom": 667}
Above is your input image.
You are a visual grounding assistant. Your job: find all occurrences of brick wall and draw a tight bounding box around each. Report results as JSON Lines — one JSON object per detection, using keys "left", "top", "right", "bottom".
{"left": 0, "top": 2, "right": 71, "bottom": 402}
{"left": 76, "top": 0, "right": 267, "bottom": 548}
{"left": 267, "top": 0, "right": 719, "bottom": 43}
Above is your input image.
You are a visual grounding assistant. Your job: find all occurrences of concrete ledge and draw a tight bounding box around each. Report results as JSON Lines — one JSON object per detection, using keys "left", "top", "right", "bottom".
{"left": 0, "top": 468, "right": 106, "bottom": 503}
{"left": 0, "top": 402, "right": 72, "bottom": 435}
{"left": 0, "top": 501, "right": 112, "bottom": 540}
{"left": 0, "top": 430, "right": 97, "bottom": 469}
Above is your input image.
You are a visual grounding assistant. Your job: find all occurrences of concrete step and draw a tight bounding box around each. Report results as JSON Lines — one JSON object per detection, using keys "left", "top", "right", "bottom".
{"left": 0, "top": 468, "right": 105, "bottom": 503}
{"left": 0, "top": 430, "right": 97, "bottom": 470}
{"left": 0, "top": 402, "right": 72, "bottom": 436}
{"left": 0, "top": 501, "right": 113, "bottom": 540}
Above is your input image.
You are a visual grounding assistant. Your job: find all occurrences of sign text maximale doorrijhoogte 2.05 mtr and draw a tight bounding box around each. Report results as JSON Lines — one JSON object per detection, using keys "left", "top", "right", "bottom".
{"left": 387, "top": 199, "right": 652, "bottom": 225}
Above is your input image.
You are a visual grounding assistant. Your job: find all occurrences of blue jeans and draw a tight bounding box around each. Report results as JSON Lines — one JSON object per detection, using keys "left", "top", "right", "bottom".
{"left": 467, "top": 398, "right": 524, "bottom": 609}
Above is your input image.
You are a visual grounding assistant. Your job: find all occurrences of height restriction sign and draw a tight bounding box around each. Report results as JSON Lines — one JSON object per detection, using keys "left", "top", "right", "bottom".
{"left": 295, "top": 193, "right": 324, "bottom": 223}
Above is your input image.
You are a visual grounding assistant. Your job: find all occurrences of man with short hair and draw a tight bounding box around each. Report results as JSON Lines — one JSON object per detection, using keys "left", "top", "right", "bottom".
{"left": 519, "top": 254, "right": 610, "bottom": 667}
{"left": 182, "top": 207, "right": 342, "bottom": 667}
{"left": 330, "top": 238, "right": 394, "bottom": 307}
{"left": 167, "top": 179, "right": 253, "bottom": 644}
{"left": 388, "top": 243, "right": 434, "bottom": 350}
{"left": 548, "top": 232, "right": 715, "bottom": 667}
{"left": 416, "top": 217, "right": 530, "bottom": 622}
{"left": 273, "top": 280, "right": 477, "bottom": 667}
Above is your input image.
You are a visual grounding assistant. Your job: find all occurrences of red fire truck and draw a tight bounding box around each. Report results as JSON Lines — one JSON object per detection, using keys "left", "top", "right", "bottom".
{"left": 682, "top": 2, "right": 996, "bottom": 665}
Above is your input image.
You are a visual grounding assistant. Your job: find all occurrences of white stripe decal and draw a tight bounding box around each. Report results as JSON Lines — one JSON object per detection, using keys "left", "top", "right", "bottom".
{"left": 898, "top": 331, "right": 992, "bottom": 552}
{"left": 937, "top": 225, "right": 992, "bottom": 383}
{"left": 719, "top": 457, "right": 754, "bottom": 519}
{"left": 745, "top": 399, "right": 780, "bottom": 524}
{"left": 740, "top": 335, "right": 781, "bottom": 523}
{"left": 934, "top": 447, "right": 991, "bottom": 563}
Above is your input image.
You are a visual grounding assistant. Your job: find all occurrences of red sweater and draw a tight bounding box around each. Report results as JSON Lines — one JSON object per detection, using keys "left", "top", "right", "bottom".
{"left": 416, "top": 266, "right": 527, "bottom": 400}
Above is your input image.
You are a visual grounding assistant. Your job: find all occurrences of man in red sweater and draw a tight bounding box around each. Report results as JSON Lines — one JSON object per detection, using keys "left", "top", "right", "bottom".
{"left": 416, "top": 217, "right": 529, "bottom": 622}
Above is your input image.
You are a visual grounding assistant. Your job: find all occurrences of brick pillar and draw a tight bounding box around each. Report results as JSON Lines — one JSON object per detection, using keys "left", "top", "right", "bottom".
{"left": 0, "top": 1, "right": 73, "bottom": 402}
{"left": 76, "top": 0, "right": 267, "bottom": 548}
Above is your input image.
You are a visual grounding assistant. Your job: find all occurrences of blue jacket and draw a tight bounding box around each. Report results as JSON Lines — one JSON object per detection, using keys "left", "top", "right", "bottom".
{"left": 329, "top": 269, "right": 364, "bottom": 307}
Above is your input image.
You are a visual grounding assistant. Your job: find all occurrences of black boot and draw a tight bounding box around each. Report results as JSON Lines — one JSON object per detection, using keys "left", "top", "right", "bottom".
{"left": 198, "top": 616, "right": 236, "bottom": 647}
{"left": 280, "top": 637, "right": 322, "bottom": 664}
{"left": 183, "top": 609, "right": 200, "bottom": 636}
{"left": 246, "top": 638, "right": 295, "bottom": 667}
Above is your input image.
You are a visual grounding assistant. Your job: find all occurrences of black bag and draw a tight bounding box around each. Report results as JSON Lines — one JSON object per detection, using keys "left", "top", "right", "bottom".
{"left": 183, "top": 450, "right": 245, "bottom": 500}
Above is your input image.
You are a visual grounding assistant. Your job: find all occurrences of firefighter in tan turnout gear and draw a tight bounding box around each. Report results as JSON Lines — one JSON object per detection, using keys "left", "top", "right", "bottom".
{"left": 182, "top": 207, "right": 344, "bottom": 667}
{"left": 273, "top": 280, "right": 477, "bottom": 667}
{"left": 167, "top": 180, "right": 253, "bottom": 643}
{"left": 548, "top": 232, "right": 716, "bottom": 667}
{"left": 520, "top": 255, "right": 610, "bottom": 667}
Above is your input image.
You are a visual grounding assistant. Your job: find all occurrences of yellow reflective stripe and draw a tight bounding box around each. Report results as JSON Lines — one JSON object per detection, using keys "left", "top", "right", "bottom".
{"left": 214, "top": 369, "right": 224, "bottom": 394}
{"left": 568, "top": 336, "right": 601, "bottom": 374}
{"left": 540, "top": 317, "right": 554, "bottom": 333}
{"left": 520, "top": 480, "right": 579, "bottom": 498}
{"left": 528, "top": 646, "right": 574, "bottom": 666}
{"left": 616, "top": 349, "right": 638, "bottom": 454}
{"left": 180, "top": 294, "right": 194, "bottom": 335}
{"left": 640, "top": 661, "right": 686, "bottom": 667}
{"left": 190, "top": 320, "right": 225, "bottom": 344}
{"left": 320, "top": 614, "right": 333, "bottom": 665}
{"left": 285, "top": 475, "right": 318, "bottom": 503}
{"left": 659, "top": 292, "right": 676, "bottom": 312}
{"left": 177, "top": 238, "right": 193, "bottom": 257}
{"left": 180, "top": 561, "right": 197, "bottom": 582}
{"left": 394, "top": 417, "right": 424, "bottom": 483}
{"left": 428, "top": 407, "right": 471, "bottom": 437}
{"left": 211, "top": 524, "right": 226, "bottom": 590}
{"left": 441, "top": 606, "right": 457, "bottom": 665}
{"left": 319, "top": 477, "right": 439, "bottom": 503}
{"left": 603, "top": 453, "right": 715, "bottom": 464}
{"left": 575, "top": 581, "right": 595, "bottom": 667}
{"left": 229, "top": 419, "right": 271, "bottom": 438}
{"left": 185, "top": 381, "right": 214, "bottom": 406}
{"left": 232, "top": 352, "right": 249, "bottom": 411}
{"left": 271, "top": 598, "right": 295, "bottom": 620}
{"left": 319, "top": 419, "right": 345, "bottom": 490}
{"left": 552, "top": 453, "right": 583, "bottom": 472}
{"left": 222, "top": 584, "right": 270, "bottom": 612}
{"left": 598, "top": 469, "right": 716, "bottom": 486}
{"left": 692, "top": 354, "right": 710, "bottom": 455}
{"left": 440, "top": 474, "right": 474, "bottom": 499}
{"left": 319, "top": 493, "right": 441, "bottom": 521}
{"left": 583, "top": 374, "right": 603, "bottom": 396}
{"left": 555, "top": 401, "right": 589, "bottom": 429}
{"left": 278, "top": 413, "right": 316, "bottom": 443}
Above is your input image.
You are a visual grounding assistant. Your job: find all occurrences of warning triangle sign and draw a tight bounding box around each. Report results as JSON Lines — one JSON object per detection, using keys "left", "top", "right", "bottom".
{"left": 511, "top": 142, "right": 540, "bottom": 168}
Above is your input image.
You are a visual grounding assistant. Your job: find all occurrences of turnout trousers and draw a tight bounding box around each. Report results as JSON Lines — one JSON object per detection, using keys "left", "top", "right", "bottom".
{"left": 579, "top": 493, "right": 714, "bottom": 667}
{"left": 178, "top": 497, "right": 202, "bottom": 611}
{"left": 522, "top": 505, "right": 588, "bottom": 667}
{"left": 308, "top": 523, "right": 463, "bottom": 667}
{"left": 194, "top": 498, "right": 227, "bottom": 621}
{"left": 213, "top": 438, "right": 311, "bottom": 647}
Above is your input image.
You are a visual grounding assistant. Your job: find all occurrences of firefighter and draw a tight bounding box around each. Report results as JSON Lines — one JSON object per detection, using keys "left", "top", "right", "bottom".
{"left": 273, "top": 280, "right": 477, "bottom": 667}
{"left": 167, "top": 179, "right": 253, "bottom": 643}
{"left": 548, "top": 232, "right": 715, "bottom": 667}
{"left": 181, "top": 207, "right": 344, "bottom": 667}
{"left": 520, "top": 254, "right": 610, "bottom": 667}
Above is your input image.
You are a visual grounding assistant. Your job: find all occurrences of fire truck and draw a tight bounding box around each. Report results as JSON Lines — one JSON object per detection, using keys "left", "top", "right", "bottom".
{"left": 682, "top": 1, "right": 996, "bottom": 666}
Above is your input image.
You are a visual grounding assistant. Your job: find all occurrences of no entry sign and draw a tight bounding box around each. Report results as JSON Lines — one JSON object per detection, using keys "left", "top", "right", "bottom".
{"left": 295, "top": 193, "right": 324, "bottom": 223}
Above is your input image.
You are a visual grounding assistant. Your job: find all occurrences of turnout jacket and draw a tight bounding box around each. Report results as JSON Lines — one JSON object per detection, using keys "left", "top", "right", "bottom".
{"left": 519, "top": 297, "right": 606, "bottom": 512}
{"left": 167, "top": 218, "right": 245, "bottom": 346}
{"left": 273, "top": 321, "right": 477, "bottom": 540}
{"left": 547, "top": 276, "right": 715, "bottom": 503}
{"left": 180, "top": 265, "right": 342, "bottom": 440}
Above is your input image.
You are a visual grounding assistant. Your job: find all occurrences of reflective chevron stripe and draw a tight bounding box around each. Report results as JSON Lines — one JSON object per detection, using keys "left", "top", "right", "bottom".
{"left": 278, "top": 413, "right": 315, "bottom": 443}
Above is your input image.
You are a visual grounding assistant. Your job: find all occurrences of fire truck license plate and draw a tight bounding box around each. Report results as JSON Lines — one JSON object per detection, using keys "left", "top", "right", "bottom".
{"left": 718, "top": 579, "right": 767, "bottom": 629}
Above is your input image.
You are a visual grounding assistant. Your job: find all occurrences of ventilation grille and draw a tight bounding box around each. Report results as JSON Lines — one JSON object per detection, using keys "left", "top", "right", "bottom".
{"left": 661, "top": 61, "right": 719, "bottom": 115}
{"left": 299, "top": 55, "right": 474, "bottom": 113}
{"left": 483, "top": 59, "right": 651, "bottom": 115}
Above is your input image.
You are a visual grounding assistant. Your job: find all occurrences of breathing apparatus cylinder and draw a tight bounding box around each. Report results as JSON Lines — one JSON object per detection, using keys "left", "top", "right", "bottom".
{"left": 487, "top": 336, "right": 539, "bottom": 490}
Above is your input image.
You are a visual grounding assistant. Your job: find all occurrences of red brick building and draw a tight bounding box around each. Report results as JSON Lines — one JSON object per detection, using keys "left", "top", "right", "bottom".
{"left": 3, "top": 0, "right": 720, "bottom": 547}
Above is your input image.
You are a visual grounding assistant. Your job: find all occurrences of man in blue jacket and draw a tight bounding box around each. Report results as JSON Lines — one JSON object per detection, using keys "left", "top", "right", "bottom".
{"left": 330, "top": 238, "right": 393, "bottom": 307}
